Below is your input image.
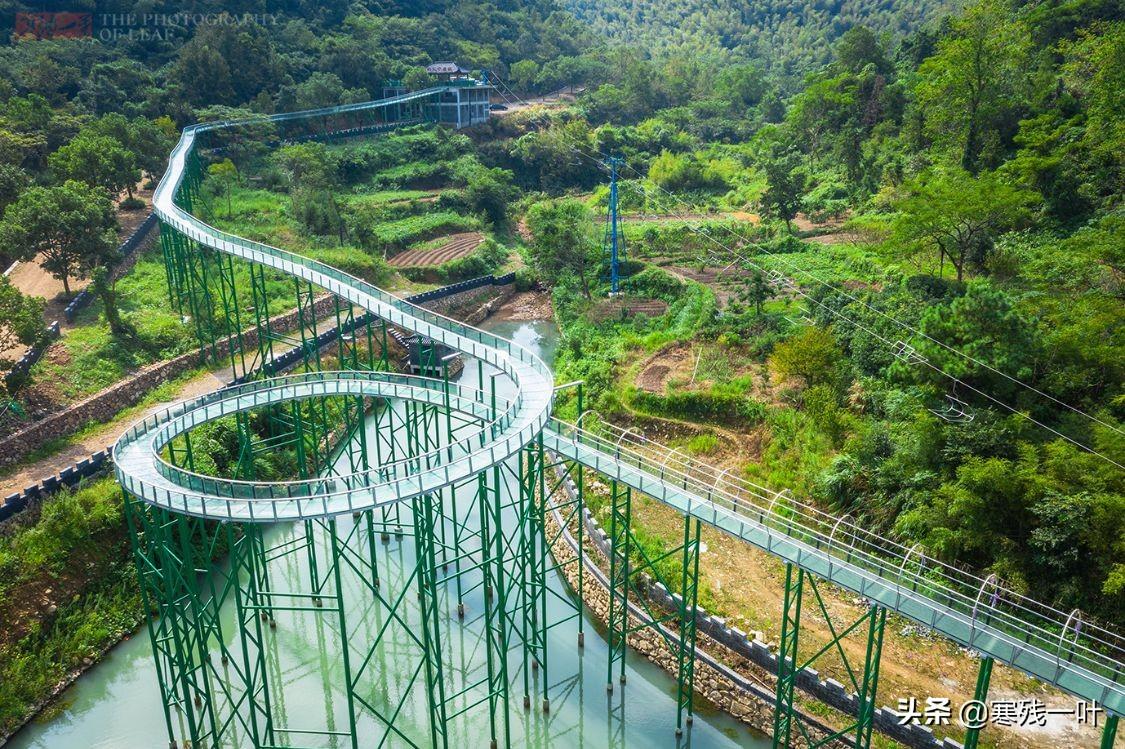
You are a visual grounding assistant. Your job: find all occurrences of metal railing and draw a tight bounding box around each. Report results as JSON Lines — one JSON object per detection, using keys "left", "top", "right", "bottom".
{"left": 545, "top": 416, "right": 1125, "bottom": 700}
{"left": 116, "top": 87, "right": 554, "bottom": 524}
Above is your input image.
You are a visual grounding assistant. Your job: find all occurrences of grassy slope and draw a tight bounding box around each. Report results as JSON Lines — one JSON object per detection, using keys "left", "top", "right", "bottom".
{"left": 0, "top": 479, "right": 140, "bottom": 738}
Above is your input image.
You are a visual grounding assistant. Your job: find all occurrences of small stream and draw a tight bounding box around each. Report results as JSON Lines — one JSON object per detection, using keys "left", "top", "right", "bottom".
{"left": 5, "top": 317, "right": 770, "bottom": 749}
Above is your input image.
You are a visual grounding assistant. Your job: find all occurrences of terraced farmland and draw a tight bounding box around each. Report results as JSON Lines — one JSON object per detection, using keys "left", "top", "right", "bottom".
{"left": 388, "top": 232, "right": 485, "bottom": 268}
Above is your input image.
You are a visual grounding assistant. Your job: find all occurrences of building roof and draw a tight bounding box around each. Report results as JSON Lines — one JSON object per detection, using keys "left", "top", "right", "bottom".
{"left": 426, "top": 61, "right": 469, "bottom": 75}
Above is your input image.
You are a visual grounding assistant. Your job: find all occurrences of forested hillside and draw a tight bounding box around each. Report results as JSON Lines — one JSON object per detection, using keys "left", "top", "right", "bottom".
{"left": 0, "top": 0, "right": 1123, "bottom": 744}
{"left": 562, "top": 0, "right": 959, "bottom": 85}
{"left": 503, "top": 0, "right": 1124, "bottom": 625}
{"left": 0, "top": 0, "right": 593, "bottom": 274}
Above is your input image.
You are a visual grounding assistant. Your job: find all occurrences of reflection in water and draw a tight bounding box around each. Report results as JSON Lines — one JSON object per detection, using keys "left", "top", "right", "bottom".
{"left": 6, "top": 319, "right": 768, "bottom": 749}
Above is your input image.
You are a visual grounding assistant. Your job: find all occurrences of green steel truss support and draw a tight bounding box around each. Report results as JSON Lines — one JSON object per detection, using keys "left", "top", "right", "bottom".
{"left": 129, "top": 385, "right": 537, "bottom": 749}
{"left": 518, "top": 434, "right": 550, "bottom": 712}
{"left": 126, "top": 493, "right": 277, "bottom": 749}
{"left": 478, "top": 468, "right": 512, "bottom": 748}
{"left": 963, "top": 655, "right": 993, "bottom": 749}
{"left": 675, "top": 518, "right": 702, "bottom": 736}
{"left": 412, "top": 487, "right": 451, "bottom": 748}
{"left": 772, "top": 563, "right": 888, "bottom": 749}
{"left": 773, "top": 563, "right": 803, "bottom": 749}
{"left": 606, "top": 479, "right": 632, "bottom": 692}
{"left": 140, "top": 108, "right": 585, "bottom": 749}
{"left": 602, "top": 473, "right": 702, "bottom": 736}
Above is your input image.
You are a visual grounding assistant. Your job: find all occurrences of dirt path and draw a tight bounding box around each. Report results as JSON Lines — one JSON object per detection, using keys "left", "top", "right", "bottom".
{"left": 0, "top": 365, "right": 233, "bottom": 496}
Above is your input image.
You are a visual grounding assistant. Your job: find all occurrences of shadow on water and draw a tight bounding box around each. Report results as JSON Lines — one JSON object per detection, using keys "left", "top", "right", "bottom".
{"left": 5, "top": 317, "right": 770, "bottom": 749}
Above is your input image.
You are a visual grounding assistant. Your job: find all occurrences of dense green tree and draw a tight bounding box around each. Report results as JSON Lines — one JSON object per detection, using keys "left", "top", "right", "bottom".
{"left": 85, "top": 115, "right": 172, "bottom": 185}
{"left": 49, "top": 133, "right": 138, "bottom": 199}
{"left": 760, "top": 149, "right": 806, "bottom": 232}
{"left": 834, "top": 26, "right": 892, "bottom": 75}
{"left": 0, "top": 276, "right": 45, "bottom": 352}
{"left": 277, "top": 72, "right": 368, "bottom": 112}
{"left": 563, "top": 0, "right": 954, "bottom": 87}
{"left": 913, "top": 281, "right": 1039, "bottom": 401}
{"left": 891, "top": 168, "right": 1035, "bottom": 282}
{"left": 0, "top": 164, "right": 29, "bottom": 217}
{"left": 0, "top": 181, "right": 118, "bottom": 296}
{"left": 769, "top": 327, "right": 843, "bottom": 387}
{"left": 207, "top": 159, "right": 239, "bottom": 217}
{"left": 169, "top": 19, "right": 286, "bottom": 107}
{"left": 738, "top": 270, "right": 771, "bottom": 315}
{"left": 914, "top": 0, "right": 1031, "bottom": 172}
{"left": 464, "top": 166, "right": 517, "bottom": 227}
{"left": 714, "top": 64, "right": 767, "bottom": 110}
{"left": 525, "top": 198, "right": 600, "bottom": 298}
{"left": 511, "top": 118, "right": 598, "bottom": 192}
{"left": 90, "top": 267, "right": 134, "bottom": 340}
{"left": 274, "top": 143, "right": 340, "bottom": 192}
{"left": 510, "top": 60, "right": 540, "bottom": 92}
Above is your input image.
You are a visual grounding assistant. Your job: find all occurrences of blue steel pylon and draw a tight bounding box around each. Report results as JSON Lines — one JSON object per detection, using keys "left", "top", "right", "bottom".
{"left": 603, "top": 156, "right": 625, "bottom": 294}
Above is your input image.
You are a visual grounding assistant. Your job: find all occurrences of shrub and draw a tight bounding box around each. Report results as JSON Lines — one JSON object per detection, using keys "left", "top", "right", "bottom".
{"left": 769, "top": 327, "right": 842, "bottom": 387}
{"left": 632, "top": 386, "right": 765, "bottom": 425}
{"left": 438, "top": 239, "right": 509, "bottom": 282}
{"left": 306, "top": 246, "right": 391, "bottom": 284}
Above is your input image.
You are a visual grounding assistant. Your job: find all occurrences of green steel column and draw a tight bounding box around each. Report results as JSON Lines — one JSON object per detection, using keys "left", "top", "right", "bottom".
{"left": 229, "top": 522, "right": 276, "bottom": 747}
{"left": 306, "top": 519, "right": 324, "bottom": 605}
{"left": 211, "top": 251, "right": 248, "bottom": 380}
{"left": 772, "top": 563, "right": 803, "bottom": 749}
{"left": 1102, "top": 715, "right": 1118, "bottom": 749}
{"left": 606, "top": 479, "right": 632, "bottom": 692}
{"left": 413, "top": 489, "right": 450, "bottom": 749}
{"left": 477, "top": 469, "right": 510, "bottom": 749}
{"left": 854, "top": 605, "right": 887, "bottom": 749}
{"left": 174, "top": 512, "right": 222, "bottom": 746}
{"left": 490, "top": 460, "right": 513, "bottom": 745}
{"left": 535, "top": 432, "right": 549, "bottom": 711}
{"left": 124, "top": 496, "right": 179, "bottom": 748}
{"left": 248, "top": 263, "right": 276, "bottom": 370}
{"left": 575, "top": 383, "right": 586, "bottom": 649}
{"left": 963, "top": 656, "right": 993, "bottom": 749}
{"left": 518, "top": 444, "right": 534, "bottom": 709}
{"left": 159, "top": 222, "right": 180, "bottom": 311}
{"left": 329, "top": 519, "right": 360, "bottom": 749}
{"left": 675, "top": 517, "right": 701, "bottom": 736}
